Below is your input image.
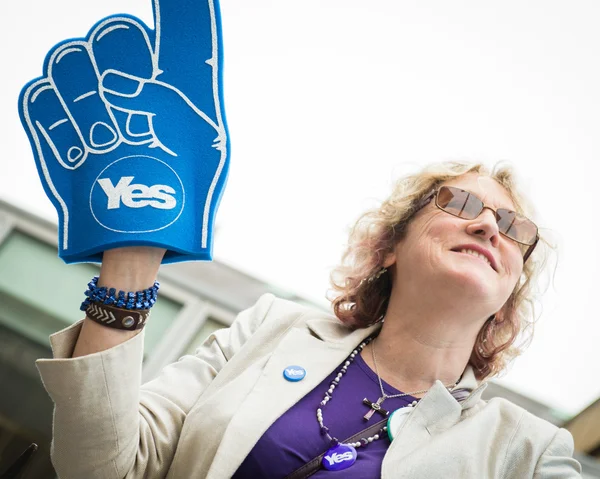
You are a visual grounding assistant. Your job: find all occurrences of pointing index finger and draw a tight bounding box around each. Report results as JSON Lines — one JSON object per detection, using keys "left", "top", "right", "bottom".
{"left": 152, "top": 0, "right": 223, "bottom": 122}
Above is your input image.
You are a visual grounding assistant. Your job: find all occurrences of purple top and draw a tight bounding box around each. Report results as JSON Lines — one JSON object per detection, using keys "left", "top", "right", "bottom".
{"left": 232, "top": 353, "right": 420, "bottom": 478}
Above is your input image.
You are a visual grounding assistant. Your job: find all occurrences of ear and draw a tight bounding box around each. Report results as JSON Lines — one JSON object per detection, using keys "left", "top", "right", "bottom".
{"left": 493, "top": 306, "right": 507, "bottom": 324}
{"left": 382, "top": 251, "right": 396, "bottom": 269}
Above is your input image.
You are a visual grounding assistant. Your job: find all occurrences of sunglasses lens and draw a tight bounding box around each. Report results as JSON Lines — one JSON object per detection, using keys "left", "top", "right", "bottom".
{"left": 437, "top": 186, "right": 538, "bottom": 247}
{"left": 437, "top": 186, "right": 482, "bottom": 219}
{"left": 496, "top": 209, "right": 537, "bottom": 245}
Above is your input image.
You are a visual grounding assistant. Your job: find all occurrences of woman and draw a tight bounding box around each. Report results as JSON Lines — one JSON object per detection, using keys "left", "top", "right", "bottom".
{"left": 36, "top": 161, "right": 582, "bottom": 478}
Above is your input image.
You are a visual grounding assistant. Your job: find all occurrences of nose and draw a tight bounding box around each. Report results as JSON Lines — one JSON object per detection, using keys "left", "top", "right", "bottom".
{"left": 465, "top": 207, "right": 500, "bottom": 247}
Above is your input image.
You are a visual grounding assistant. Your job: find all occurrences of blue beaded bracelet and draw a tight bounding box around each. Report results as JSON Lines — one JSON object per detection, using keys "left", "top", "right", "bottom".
{"left": 80, "top": 276, "right": 160, "bottom": 312}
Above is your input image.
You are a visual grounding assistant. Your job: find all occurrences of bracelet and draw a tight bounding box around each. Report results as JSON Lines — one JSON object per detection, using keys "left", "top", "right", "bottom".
{"left": 85, "top": 302, "right": 150, "bottom": 330}
{"left": 80, "top": 276, "right": 160, "bottom": 312}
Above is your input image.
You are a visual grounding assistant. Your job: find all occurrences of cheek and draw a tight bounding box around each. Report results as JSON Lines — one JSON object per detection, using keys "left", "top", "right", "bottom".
{"left": 424, "top": 215, "right": 461, "bottom": 245}
{"left": 401, "top": 216, "right": 459, "bottom": 267}
{"left": 407, "top": 218, "right": 442, "bottom": 253}
{"left": 399, "top": 212, "right": 462, "bottom": 264}
{"left": 503, "top": 245, "right": 524, "bottom": 284}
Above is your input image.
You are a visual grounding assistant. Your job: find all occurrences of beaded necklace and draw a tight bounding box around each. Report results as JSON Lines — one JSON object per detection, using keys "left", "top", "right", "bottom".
{"left": 316, "top": 336, "right": 398, "bottom": 471}
{"left": 316, "top": 336, "right": 459, "bottom": 472}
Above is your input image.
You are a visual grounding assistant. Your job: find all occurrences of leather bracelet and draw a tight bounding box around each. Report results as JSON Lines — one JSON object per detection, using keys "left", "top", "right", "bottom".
{"left": 85, "top": 302, "right": 150, "bottom": 330}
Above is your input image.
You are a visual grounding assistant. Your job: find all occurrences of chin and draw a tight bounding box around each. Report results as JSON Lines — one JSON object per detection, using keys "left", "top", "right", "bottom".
{"left": 442, "top": 260, "right": 498, "bottom": 299}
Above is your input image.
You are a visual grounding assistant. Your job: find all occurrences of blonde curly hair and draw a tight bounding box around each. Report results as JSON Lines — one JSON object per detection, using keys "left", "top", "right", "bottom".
{"left": 328, "top": 161, "right": 551, "bottom": 382}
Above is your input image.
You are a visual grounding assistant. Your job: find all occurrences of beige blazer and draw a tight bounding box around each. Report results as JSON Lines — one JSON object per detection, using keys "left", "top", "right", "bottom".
{"left": 37, "top": 293, "right": 582, "bottom": 478}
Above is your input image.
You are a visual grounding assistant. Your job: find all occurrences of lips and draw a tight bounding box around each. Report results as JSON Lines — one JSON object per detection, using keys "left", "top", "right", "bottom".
{"left": 451, "top": 244, "right": 498, "bottom": 272}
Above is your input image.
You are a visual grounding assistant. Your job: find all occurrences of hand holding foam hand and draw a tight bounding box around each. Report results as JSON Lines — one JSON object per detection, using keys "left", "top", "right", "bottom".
{"left": 19, "top": 0, "right": 229, "bottom": 264}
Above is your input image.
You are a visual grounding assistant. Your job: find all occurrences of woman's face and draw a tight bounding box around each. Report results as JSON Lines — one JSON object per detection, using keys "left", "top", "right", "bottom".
{"left": 386, "top": 173, "right": 524, "bottom": 313}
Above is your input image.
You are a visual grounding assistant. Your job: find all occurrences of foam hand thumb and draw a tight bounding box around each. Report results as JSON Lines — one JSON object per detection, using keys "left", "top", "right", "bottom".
{"left": 100, "top": 70, "right": 220, "bottom": 156}
{"left": 101, "top": 71, "right": 185, "bottom": 113}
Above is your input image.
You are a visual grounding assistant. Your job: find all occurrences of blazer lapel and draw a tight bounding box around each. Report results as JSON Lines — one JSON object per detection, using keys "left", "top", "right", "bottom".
{"left": 381, "top": 365, "right": 489, "bottom": 476}
{"left": 206, "top": 315, "right": 380, "bottom": 479}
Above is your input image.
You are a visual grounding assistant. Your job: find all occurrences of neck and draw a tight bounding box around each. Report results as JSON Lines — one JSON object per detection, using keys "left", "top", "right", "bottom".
{"left": 361, "top": 282, "right": 488, "bottom": 396}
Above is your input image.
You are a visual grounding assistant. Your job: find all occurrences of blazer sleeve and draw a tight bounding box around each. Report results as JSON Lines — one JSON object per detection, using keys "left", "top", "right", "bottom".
{"left": 533, "top": 428, "right": 583, "bottom": 478}
{"left": 35, "top": 292, "right": 276, "bottom": 479}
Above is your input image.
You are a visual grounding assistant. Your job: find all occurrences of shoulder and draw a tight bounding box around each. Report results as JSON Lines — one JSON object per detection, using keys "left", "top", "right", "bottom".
{"left": 243, "top": 293, "right": 337, "bottom": 330}
{"left": 480, "top": 397, "right": 580, "bottom": 477}
{"left": 214, "top": 293, "right": 339, "bottom": 359}
{"left": 509, "top": 401, "right": 575, "bottom": 457}
{"left": 481, "top": 396, "right": 564, "bottom": 441}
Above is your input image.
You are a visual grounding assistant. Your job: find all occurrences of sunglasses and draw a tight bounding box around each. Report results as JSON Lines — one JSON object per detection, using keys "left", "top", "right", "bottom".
{"left": 416, "top": 186, "right": 539, "bottom": 263}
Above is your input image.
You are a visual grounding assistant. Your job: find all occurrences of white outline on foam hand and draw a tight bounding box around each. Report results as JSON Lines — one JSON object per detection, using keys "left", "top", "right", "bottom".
{"left": 48, "top": 41, "right": 121, "bottom": 156}
{"left": 202, "top": 0, "right": 227, "bottom": 249}
{"left": 89, "top": 17, "right": 155, "bottom": 149}
{"left": 21, "top": 0, "right": 227, "bottom": 251}
{"left": 22, "top": 79, "right": 73, "bottom": 250}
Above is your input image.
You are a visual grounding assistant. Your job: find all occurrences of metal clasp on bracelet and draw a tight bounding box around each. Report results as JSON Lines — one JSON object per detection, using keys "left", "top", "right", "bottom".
{"left": 122, "top": 316, "right": 135, "bottom": 328}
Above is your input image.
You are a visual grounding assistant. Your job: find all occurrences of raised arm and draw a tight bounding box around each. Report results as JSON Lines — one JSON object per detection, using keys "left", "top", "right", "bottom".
{"left": 37, "top": 280, "right": 275, "bottom": 478}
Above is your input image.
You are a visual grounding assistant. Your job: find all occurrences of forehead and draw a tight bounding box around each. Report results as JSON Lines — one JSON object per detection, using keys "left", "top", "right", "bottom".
{"left": 441, "top": 174, "right": 516, "bottom": 210}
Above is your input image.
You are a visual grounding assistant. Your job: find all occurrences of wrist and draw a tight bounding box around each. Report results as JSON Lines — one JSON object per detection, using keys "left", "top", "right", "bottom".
{"left": 99, "top": 246, "right": 165, "bottom": 291}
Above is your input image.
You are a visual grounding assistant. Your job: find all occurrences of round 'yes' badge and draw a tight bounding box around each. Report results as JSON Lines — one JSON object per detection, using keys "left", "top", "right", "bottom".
{"left": 90, "top": 155, "right": 185, "bottom": 233}
{"left": 322, "top": 443, "right": 357, "bottom": 471}
{"left": 283, "top": 366, "right": 306, "bottom": 382}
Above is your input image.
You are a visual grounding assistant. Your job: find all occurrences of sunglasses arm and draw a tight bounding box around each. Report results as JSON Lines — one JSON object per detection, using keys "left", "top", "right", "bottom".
{"left": 415, "top": 189, "right": 437, "bottom": 212}
{"left": 522, "top": 236, "right": 539, "bottom": 264}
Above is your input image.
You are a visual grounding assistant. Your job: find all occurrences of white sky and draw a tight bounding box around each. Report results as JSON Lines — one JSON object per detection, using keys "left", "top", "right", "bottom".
{"left": 2, "top": 0, "right": 599, "bottom": 418}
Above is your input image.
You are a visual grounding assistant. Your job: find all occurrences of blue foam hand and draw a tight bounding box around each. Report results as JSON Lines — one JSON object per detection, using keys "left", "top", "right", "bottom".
{"left": 18, "top": 0, "right": 229, "bottom": 264}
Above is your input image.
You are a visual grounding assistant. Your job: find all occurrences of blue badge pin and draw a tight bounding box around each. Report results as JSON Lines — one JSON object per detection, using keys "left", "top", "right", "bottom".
{"left": 283, "top": 365, "right": 306, "bottom": 382}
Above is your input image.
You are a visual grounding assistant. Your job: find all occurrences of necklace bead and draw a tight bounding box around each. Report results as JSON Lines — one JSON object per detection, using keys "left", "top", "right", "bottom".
{"left": 316, "top": 337, "right": 389, "bottom": 449}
